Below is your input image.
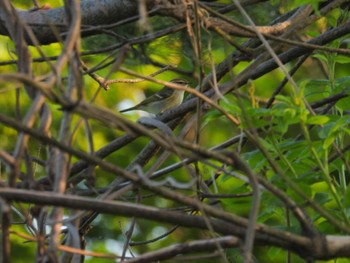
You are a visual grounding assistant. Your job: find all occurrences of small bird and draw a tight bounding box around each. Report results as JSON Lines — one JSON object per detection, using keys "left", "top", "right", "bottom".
{"left": 120, "top": 78, "right": 189, "bottom": 114}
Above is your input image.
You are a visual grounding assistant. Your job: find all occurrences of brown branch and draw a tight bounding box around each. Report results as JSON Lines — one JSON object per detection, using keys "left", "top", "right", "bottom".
{"left": 121, "top": 236, "right": 240, "bottom": 263}
{"left": 0, "top": 189, "right": 307, "bottom": 249}
{"left": 0, "top": 0, "right": 156, "bottom": 44}
{"left": 0, "top": 198, "right": 11, "bottom": 263}
{"left": 1, "top": 188, "right": 350, "bottom": 259}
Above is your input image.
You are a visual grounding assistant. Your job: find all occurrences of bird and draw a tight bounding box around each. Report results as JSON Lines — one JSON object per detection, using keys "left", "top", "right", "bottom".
{"left": 120, "top": 78, "right": 189, "bottom": 114}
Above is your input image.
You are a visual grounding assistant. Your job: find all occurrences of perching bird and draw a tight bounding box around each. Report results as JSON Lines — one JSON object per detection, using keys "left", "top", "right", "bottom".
{"left": 120, "top": 78, "right": 189, "bottom": 114}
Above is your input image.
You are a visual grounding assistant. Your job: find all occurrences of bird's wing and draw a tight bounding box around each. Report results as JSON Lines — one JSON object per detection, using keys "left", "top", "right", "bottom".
{"left": 119, "top": 105, "right": 137, "bottom": 113}
{"left": 137, "top": 87, "right": 173, "bottom": 106}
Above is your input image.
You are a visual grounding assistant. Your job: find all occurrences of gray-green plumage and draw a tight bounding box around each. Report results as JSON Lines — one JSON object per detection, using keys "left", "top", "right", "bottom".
{"left": 120, "top": 79, "right": 189, "bottom": 114}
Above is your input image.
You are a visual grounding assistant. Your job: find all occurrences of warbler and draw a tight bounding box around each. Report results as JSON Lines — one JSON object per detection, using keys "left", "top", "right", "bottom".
{"left": 120, "top": 78, "right": 189, "bottom": 114}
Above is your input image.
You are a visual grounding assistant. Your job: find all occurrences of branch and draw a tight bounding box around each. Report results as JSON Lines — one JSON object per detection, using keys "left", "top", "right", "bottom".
{"left": 121, "top": 236, "right": 240, "bottom": 263}
{"left": 0, "top": 0, "right": 156, "bottom": 44}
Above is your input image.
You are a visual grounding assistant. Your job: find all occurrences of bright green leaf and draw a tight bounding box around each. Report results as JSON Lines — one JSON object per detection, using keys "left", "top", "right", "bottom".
{"left": 306, "top": 115, "right": 329, "bottom": 125}
{"left": 333, "top": 55, "right": 350, "bottom": 64}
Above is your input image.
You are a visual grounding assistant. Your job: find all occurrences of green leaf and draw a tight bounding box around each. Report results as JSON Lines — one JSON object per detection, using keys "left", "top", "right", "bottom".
{"left": 306, "top": 115, "right": 329, "bottom": 125}
{"left": 319, "top": 116, "right": 350, "bottom": 147}
{"left": 315, "top": 192, "right": 330, "bottom": 205}
{"left": 287, "top": 183, "right": 312, "bottom": 203}
{"left": 301, "top": 78, "right": 330, "bottom": 103}
{"left": 333, "top": 55, "right": 350, "bottom": 64}
{"left": 202, "top": 109, "right": 223, "bottom": 129}
{"left": 323, "top": 134, "right": 337, "bottom": 149}
{"left": 336, "top": 95, "right": 350, "bottom": 111}
{"left": 267, "top": 247, "right": 283, "bottom": 260}
{"left": 335, "top": 76, "right": 350, "bottom": 86}
{"left": 312, "top": 53, "right": 328, "bottom": 63}
{"left": 275, "top": 94, "right": 293, "bottom": 105}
